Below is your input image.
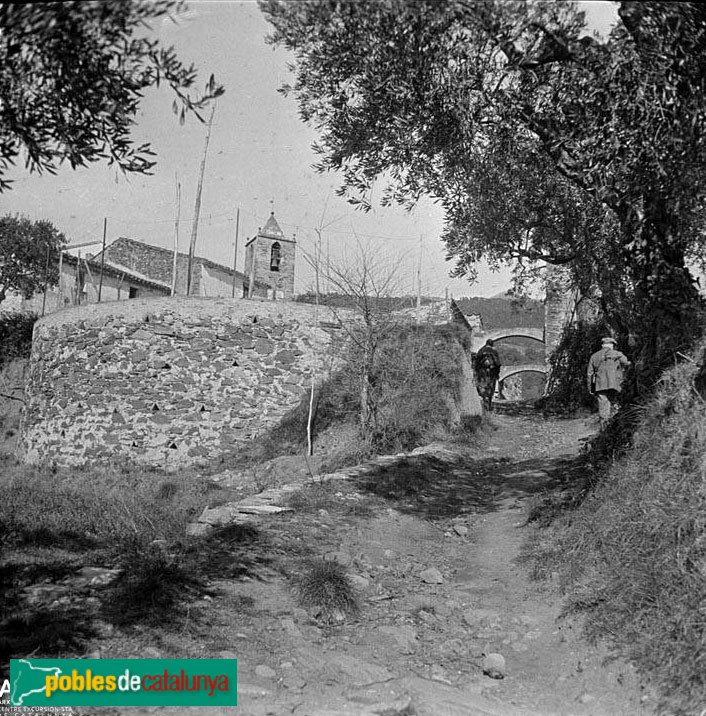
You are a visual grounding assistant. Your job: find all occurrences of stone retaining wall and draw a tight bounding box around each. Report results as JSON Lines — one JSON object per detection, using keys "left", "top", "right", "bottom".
{"left": 17, "top": 297, "right": 346, "bottom": 468}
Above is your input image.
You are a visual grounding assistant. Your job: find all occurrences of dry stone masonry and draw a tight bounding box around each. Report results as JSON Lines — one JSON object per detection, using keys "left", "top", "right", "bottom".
{"left": 18, "top": 296, "right": 346, "bottom": 468}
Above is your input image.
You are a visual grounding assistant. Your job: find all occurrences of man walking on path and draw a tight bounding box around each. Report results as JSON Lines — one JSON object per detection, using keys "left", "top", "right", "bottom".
{"left": 587, "top": 336, "right": 631, "bottom": 427}
{"left": 475, "top": 338, "right": 502, "bottom": 411}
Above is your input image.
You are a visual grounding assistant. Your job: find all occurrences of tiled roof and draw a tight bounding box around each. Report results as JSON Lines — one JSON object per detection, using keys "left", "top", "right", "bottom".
{"left": 61, "top": 252, "right": 170, "bottom": 292}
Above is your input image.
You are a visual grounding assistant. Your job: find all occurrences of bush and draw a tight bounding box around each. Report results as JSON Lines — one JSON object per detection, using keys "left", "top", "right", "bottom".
{"left": 0, "top": 312, "right": 37, "bottom": 367}
{"left": 537, "top": 320, "right": 612, "bottom": 415}
{"left": 367, "top": 324, "right": 467, "bottom": 452}
{"left": 232, "top": 322, "right": 475, "bottom": 466}
{"left": 536, "top": 347, "right": 706, "bottom": 714}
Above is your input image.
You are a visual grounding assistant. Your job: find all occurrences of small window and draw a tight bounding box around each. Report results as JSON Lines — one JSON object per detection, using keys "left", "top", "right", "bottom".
{"left": 129, "top": 286, "right": 139, "bottom": 299}
{"left": 270, "top": 242, "right": 281, "bottom": 272}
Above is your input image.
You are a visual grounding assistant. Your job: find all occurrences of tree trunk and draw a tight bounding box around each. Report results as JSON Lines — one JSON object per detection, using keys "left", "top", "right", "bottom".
{"left": 623, "top": 193, "right": 703, "bottom": 389}
{"left": 360, "top": 329, "right": 377, "bottom": 444}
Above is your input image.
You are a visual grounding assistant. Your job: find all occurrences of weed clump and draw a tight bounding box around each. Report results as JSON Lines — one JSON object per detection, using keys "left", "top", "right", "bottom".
{"left": 102, "top": 541, "right": 203, "bottom": 628}
{"left": 293, "top": 559, "right": 359, "bottom": 623}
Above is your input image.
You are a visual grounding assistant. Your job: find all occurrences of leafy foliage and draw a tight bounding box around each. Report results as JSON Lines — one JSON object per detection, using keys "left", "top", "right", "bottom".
{"left": 0, "top": 311, "right": 37, "bottom": 368}
{"left": 0, "top": 1, "right": 224, "bottom": 191}
{"left": 537, "top": 321, "right": 612, "bottom": 415}
{"left": 261, "top": 0, "right": 706, "bottom": 387}
{"left": 0, "top": 215, "right": 66, "bottom": 305}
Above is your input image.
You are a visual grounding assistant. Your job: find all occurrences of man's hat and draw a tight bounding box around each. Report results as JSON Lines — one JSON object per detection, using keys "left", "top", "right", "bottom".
{"left": 601, "top": 336, "right": 617, "bottom": 345}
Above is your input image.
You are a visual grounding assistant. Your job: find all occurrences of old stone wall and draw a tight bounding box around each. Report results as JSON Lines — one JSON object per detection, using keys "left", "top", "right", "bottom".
{"left": 18, "top": 296, "right": 346, "bottom": 468}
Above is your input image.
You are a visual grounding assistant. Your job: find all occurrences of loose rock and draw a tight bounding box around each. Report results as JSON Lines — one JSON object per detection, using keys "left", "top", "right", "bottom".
{"left": 419, "top": 567, "right": 444, "bottom": 584}
{"left": 255, "top": 664, "right": 277, "bottom": 680}
{"left": 482, "top": 653, "right": 506, "bottom": 679}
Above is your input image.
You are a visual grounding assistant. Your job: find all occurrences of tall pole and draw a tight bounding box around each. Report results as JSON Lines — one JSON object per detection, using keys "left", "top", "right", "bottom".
{"left": 231, "top": 208, "right": 240, "bottom": 298}
{"left": 187, "top": 102, "right": 217, "bottom": 296}
{"left": 57, "top": 250, "right": 64, "bottom": 308}
{"left": 76, "top": 250, "right": 81, "bottom": 305}
{"left": 172, "top": 176, "right": 181, "bottom": 296}
{"left": 416, "top": 234, "right": 422, "bottom": 320}
{"left": 97, "top": 217, "right": 107, "bottom": 302}
{"left": 41, "top": 244, "right": 50, "bottom": 317}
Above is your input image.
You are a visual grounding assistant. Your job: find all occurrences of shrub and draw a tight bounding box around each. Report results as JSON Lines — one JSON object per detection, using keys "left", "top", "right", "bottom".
{"left": 0, "top": 312, "right": 37, "bottom": 367}
{"left": 537, "top": 320, "right": 612, "bottom": 415}
{"left": 230, "top": 321, "right": 475, "bottom": 466}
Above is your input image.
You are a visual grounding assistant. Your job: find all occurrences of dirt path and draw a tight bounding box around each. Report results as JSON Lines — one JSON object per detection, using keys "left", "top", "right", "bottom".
{"left": 83, "top": 407, "right": 653, "bottom": 716}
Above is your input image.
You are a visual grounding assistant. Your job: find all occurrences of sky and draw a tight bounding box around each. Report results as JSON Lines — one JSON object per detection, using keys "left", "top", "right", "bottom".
{"left": 0, "top": 1, "right": 618, "bottom": 299}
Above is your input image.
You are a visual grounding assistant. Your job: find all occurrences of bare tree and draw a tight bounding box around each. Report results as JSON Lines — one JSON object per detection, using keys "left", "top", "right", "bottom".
{"left": 303, "top": 238, "right": 405, "bottom": 443}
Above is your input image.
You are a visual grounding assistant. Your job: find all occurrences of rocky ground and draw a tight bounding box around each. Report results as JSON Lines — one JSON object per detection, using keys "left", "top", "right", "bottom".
{"left": 67, "top": 404, "right": 655, "bottom": 716}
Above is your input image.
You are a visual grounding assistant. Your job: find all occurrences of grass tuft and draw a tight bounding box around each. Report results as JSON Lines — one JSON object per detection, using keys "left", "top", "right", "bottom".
{"left": 293, "top": 559, "right": 359, "bottom": 623}
{"left": 101, "top": 540, "right": 204, "bottom": 628}
{"left": 0, "top": 607, "right": 97, "bottom": 670}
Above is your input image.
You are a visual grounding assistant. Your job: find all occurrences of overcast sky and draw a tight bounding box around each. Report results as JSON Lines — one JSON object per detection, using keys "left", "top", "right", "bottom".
{"left": 0, "top": 1, "right": 617, "bottom": 299}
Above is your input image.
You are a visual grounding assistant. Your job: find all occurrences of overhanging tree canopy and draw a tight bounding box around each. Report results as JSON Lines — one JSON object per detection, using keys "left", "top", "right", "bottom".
{"left": 261, "top": 0, "right": 706, "bottom": 375}
{"left": 0, "top": 0, "right": 224, "bottom": 191}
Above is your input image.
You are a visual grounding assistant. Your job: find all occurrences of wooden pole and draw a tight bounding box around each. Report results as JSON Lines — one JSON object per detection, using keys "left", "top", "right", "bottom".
{"left": 97, "top": 217, "right": 107, "bottom": 302}
{"left": 416, "top": 235, "right": 422, "bottom": 321}
{"left": 248, "top": 231, "right": 256, "bottom": 299}
{"left": 57, "top": 251, "right": 64, "bottom": 308}
{"left": 172, "top": 177, "right": 181, "bottom": 296}
{"left": 84, "top": 258, "right": 97, "bottom": 302}
{"left": 231, "top": 208, "right": 240, "bottom": 298}
{"left": 76, "top": 250, "right": 81, "bottom": 305}
{"left": 41, "top": 244, "right": 50, "bottom": 316}
{"left": 187, "top": 103, "right": 217, "bottom": 296}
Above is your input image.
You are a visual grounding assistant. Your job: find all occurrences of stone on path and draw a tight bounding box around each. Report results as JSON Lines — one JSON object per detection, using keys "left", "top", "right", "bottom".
{"left": 420, "top": 567, "right": 444, "bottom": 584}
{"left": 482, "top": 653, "right": 506, "bottom": 679}
{"left": 349, "top": 574, "right": 370, "bottom": 589}
{"left": 255, "top": 664, "right": 277, "bottom": 680}
{"left": 327, "top": 653, "right": 394, "bottom": 686}
{"left": 378, "top": 625, "right": 418, "bottom": 654}
{"left": 463, "top": 608, "right": 501, "bottom": 627}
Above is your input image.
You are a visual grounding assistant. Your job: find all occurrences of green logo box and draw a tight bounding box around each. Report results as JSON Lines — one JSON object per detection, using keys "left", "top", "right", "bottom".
{"left": 10, "top": 658, "right": 237, "bottom": 707}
